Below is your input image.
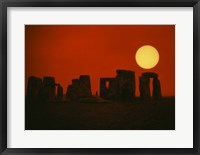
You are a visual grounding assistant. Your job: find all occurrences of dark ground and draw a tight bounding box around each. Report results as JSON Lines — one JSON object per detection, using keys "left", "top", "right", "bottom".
{"left": 25, "top": 97, "right": 175, "bottom": 130}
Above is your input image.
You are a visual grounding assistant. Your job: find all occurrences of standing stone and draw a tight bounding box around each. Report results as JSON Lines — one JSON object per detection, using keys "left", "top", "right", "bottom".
{"left": 139, "top": 76, "right": 143, "bottom": 98}
{"left": 66, "top": 75, "right": 92, "bottom": 100}
{"left": 139, "top": 76, "right": 150, "bottom": 99}
{"left": 99, "top": 70, "right": 135, "bottom": 102}
{"left": 116, "top": 70, "right": 135, "bottom": 102}
{"left": 139, "top": 72, "right": 162, "bottom": 100}
{"left": 66, "top": 85, "right": 75, "bottom": 99}
{"left": 79, "top": 75, "right": 92, "bottom": 98}
{"left": 42, "top": 77, "right": 56, "bottom": 101}
{"left": 57, "top": 84, "right": 63, "bottom": 100}
{"left": 108, "top": 78, "right": 118, "bottom": 99}
{"left": 67, "top": 79, "right": 80, "bottom": 100}
{"left": 100, "top": 78, "right": 116, "bottom": 100}
{"left": 153, "top": 77, "right": 162, "bottom": 99}
{"left": 100, "top": 78, "right": 108, "bottom": 99}
{"left": 26, "top": 76, "right": 43, "bottom": 102}
{"left": 79, "top": 75, "right": 91, "bottom": 90}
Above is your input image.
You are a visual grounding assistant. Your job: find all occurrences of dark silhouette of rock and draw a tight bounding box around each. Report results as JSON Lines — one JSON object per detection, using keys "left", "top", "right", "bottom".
{"left": 153, "top": 77, "right": 162, "bottom": 99}
{"left": 116, "top": 70, "right": 135, "bottom": 102}
{"left": 100, "top": 78, "right": 117, "bottom": 100}
{"left": 26, "top": 76, "right": 64, "bottom": 102}
{"left": 66, "top": 75, "right": 92, "bottom": 100}
{"left": 66, "top": 85, "right": 75, "bottom": 99}
{"left": 142, "top": 72, "right": 158, "bottom": 78}
{"left": 42, "top": 77, "right": 56, "bottom": 101}
{"left": 100, "top": 70, "right": 135, "bottom": 102}
{"left": 80, "top": 75, "right": 91, "bottom": 90}
{"left": 57, "top": 84, "right": 63, "bottom": 100}
{"left": 139, "top": 72, "right": 161, "bottom": 100}
{"left": 139, "top": 76, "right": 150, "bottom": 99}
{"left": 79, "top": 75, "right": 92, "bottom": 97}
{"left": 26, "top": 76, "right": 43, "bottom": 102}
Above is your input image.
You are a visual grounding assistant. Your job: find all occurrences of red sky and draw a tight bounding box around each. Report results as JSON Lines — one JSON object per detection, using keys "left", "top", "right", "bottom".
{"left": 25, "top": 25, "right": 175, "bottom": 97}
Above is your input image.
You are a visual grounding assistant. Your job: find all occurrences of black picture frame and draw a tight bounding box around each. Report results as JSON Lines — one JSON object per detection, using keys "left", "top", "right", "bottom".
{"left": 0, "top": 0, "right": 199, "bottom": 154}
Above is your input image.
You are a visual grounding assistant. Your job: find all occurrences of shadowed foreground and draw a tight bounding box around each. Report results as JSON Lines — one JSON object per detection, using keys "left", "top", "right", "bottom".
{"left": 25, "top": 97, "right": 175, "bottom": 130}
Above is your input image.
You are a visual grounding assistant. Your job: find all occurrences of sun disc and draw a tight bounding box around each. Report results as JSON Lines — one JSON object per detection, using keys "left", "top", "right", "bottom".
{"left": 135, "top": 45, "right": 159, "bottom": 69}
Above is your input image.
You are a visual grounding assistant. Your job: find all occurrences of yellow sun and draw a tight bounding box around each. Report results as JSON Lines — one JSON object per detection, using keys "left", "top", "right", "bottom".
{"left": 135, "top": 45, "right": 159, "bottom": 69}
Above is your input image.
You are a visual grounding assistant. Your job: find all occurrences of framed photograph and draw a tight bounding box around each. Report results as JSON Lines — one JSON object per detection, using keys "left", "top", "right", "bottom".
{"left": 0, "top": 0, "right": 199, "bottom": 154}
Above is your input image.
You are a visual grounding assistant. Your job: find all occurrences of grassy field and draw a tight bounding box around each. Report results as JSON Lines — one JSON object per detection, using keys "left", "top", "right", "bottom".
{"left": 25, "top": 97, "right": 175, "bottom": 130}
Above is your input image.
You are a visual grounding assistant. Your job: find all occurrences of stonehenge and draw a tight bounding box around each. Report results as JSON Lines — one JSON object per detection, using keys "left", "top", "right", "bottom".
{"left": 116, "top": 70, "right": 135, "bottom": 102}
{"left": 66, "top": 75, "right": 92, "bottom": 100}
{"left": 139, "top": 72, "right": 162, "bottom": 99}
{"left": 100, "top": 71, "right": 161, "bottom": 101}
{"left": 43, "top": 77, "right": 56, "bottom": 101}
{"left": 26, "top": 76, "right": 63, "bottom": 102}
{"left": 100, "top": 70, "right": 135, "bottom": 102}
{"left": 26, "top": 71, "right": 162, "bottom": 103}
{"left": 100, "top": 78, "right": 117, "bottom": 100}
{"left": 26, "top": 76, "right": 43, "bottom": 102}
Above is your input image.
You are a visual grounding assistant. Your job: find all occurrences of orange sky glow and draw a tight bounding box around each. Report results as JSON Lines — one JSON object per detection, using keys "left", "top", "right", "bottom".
{"left": 25, "top": 25, "right": 175, "bottom": 97}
